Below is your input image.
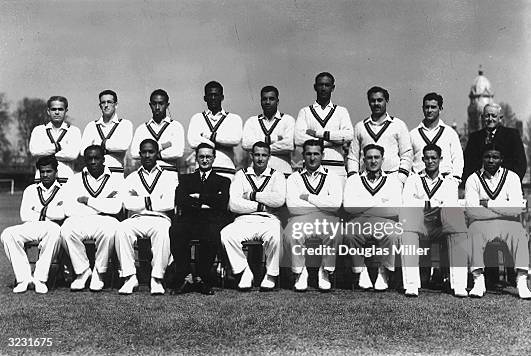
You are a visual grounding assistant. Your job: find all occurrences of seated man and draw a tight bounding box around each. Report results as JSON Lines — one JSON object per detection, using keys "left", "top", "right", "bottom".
{"left": 343, "top": 144, "right": 402, "bottom": 291}
{"left": 60, "top": 145, "right": 123, "bottom": 292}
{"left": 401, "top": 144, "right": 468, "bottom": 297}
{"left": 1, "top": 155, "right": 64, "bottom": 294}
{"left": 465, "top": 143, "right": 531, "bottom": 299}
{"left": 170, "top": 143, "right": 231, "bottom": 295}
{"left": 285, "top": 139, "right": 343, "bottom": 292}
{"left": 221, "top": 141, "right": 286, "bottom": 291}
{"left": 116, "top": 139, "right": 179, "bottom": 295}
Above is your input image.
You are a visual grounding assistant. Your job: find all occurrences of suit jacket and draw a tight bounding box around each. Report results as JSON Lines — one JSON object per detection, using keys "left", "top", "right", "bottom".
{"left": 174, "top": 170, "right": 231, "bottom": 224}
{"left": 463, "top": 126, "right": 527, "bottom": 182}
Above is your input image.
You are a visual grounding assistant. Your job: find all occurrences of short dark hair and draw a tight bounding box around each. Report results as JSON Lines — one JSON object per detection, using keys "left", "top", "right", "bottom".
{"left": 252, "top": 141, "right": 271, "bottom": 155}
{"left": 139, "top": 138, "right": 159, "bottom": 152}
{"left": 423, "top": 92, "right": 443, "bottom": 109}
{"left": 150, "top": 89, "right": 169, "bottom": 103}
{"left": 99, "top": 89, "right": 118, "bottom": 103}
{"left": 204, "top": 81, "right": 223, "bottom": 94}
{"left": 84, "top": 144, "right": 105, "bottom": 157}
{"left": 260, "top": 85, "right": 279, "bottom": 98}
{"left": 36, "top": 155, "right": 58, "bottom": 171}
{"left": 367, "top": 86, "right": 389, "bottom": 102}
{"left": 423, "top": 143, "right": 442, "bottom": 157}
{"left": 483, "top": 143, "right": 502, "bottom": 157}
{"left": 302, "top": 139, "right": 324, "bottom": 154}
{"left": 315, "top": 72, "right": 335, "bottom": 84}
{"left": 195, "top": 142, "right": 216, "bottom": 155}
{"left": 363, "top": 143, "right": 384, "bottom": 156}
{"left": 47, "top": 96, "right": 68, "bottom": 109}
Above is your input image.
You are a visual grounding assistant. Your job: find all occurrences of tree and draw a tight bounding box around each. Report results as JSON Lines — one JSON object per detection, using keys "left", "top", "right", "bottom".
{"left": 499, "top": 102, "right": 522, "bottom": 135}
{"left": 0, "top": 93, "right": 12, "bottom": 164}
{"left": 15, "top": 97, "right": 47, "bottom": 159}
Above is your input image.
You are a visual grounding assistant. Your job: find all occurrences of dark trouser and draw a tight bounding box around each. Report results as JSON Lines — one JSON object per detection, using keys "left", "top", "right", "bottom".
{"left": 169, "top": 221, "right": 223, "bottom": 287}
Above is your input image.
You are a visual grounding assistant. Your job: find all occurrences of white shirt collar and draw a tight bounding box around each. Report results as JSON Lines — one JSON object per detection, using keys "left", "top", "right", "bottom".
{"left": 198, "top": 169, "right": 212, "bottom": 180}
{"left": 312, "top": 101, "right": 334, "bottom": 110}
{"left": 419, "top": 170, "right": 444, "bottom": 180}
{"left": 140, "top": 164, "right": 162, "bottom": 175}
{"left": 418, "top": 119, "right": 447, "bottom": 131}
{"left": 259, "top": 111, "right": 282, "bottom": 120}
{"left": 364, "top": 113, "right": 393, "bottom": 124}
{"left": 96, "top": 114, "right": 120, "bottom": 125}
{"left": 37, "top": 180, "right": 62, "bottom": 191}
{"left": 361, "top": 169, "right": 387, "bottom": 178}
{"left": 45, "top": 121, "right": 69, "bottom": 130}
{"left": 480, "top": 166, "right": 503, "bottom": 180}
{"left": 148, "top": 117, "right": 172, "bottom": 126}
{"left": 301, "top": 165, "right": 328, "bottom": 177}
{"left": 82, "top": 166, "right": 112, "bottom": 180}
{"left": 205, "top": 109, "right": 227, "bottom": 118}
{"left": 245, "top": 166, "right": 273, "bottom": 177}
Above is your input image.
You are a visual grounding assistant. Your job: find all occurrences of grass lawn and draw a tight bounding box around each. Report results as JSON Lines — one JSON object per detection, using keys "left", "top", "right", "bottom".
{"left": 1, "top": 192, "right": 530, "bottom": 355}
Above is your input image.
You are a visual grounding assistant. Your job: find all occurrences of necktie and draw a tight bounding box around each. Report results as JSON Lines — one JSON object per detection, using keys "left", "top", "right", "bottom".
{"left": 486, "top": 131, "right": 495, "bottom": 144}
{"left": 201, "top": 172, "right": 206, "bottom": 183}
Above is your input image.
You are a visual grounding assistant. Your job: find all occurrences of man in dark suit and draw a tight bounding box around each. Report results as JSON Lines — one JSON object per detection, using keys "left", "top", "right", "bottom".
{"left": 169, "top": 143, "right": 231, "bottom": 295}
{"left": 463, "top": 103, "right": 526, "bottom": 182}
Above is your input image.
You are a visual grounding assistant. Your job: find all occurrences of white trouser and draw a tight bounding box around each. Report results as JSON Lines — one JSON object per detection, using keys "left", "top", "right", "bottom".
{"left": 1, "top": 221, "right": 61, "bottom": 283}
{"left": 60, "top": 215, "right": 118, "bottom": 275}
{"left": 116, "top": 216, "right": 171, "bottom": 279}
{"left": 221, "top": 216, "right": 281, "bottom": 276}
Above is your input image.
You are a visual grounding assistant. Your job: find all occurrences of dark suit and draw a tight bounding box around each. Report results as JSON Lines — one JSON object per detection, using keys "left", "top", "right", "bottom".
{"left": 463, "top": 126, "right": 526, "bottom": 182}
{"left": 169, "top": 170, "right": 231, "bottom": 288}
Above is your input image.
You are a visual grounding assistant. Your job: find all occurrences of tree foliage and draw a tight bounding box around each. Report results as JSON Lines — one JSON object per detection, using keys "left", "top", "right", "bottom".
{"left": 499, "top": 102, "right": 522, "bottom": 135}
{"left": 0, "top": 93, "right": 12, "bottom": 164}
{"left": 15, "top": 97, "right": 47, "bottom": 156}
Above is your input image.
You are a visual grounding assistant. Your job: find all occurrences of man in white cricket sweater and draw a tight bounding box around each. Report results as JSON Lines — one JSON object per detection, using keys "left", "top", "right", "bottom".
{"left": 401, "top": 144, "right": 468, "bottom": 297}
{"left": 187, "top": 81, "right": 242, "bottom": 180}
{"left": 285, "top": 139, "right": 343, "bottom": 292}
{"left": 242, "top": 85, "right": 295, "bottom": 176}
{"left": 116, "top": 139, "right": 179, "bottom": 295}
{"left": 465, "top": 143, "right": 531, "bottom": 299}
{"left": 348, "top": 86, "right": 412, "bottom": 185}
{"left": 295, "top": 72, "right": 353, "bottom": 179}
{"left": 1, "top": 156, "right": 64, "bottom": 294}
{"left": 221, "top": 141, "right": 286, "bottom": 291}
{"left": 343, "top": 144, "right": 402, "bottom": 291}
{"left": 60, "top": 145, "right": 124, "bottom": 292}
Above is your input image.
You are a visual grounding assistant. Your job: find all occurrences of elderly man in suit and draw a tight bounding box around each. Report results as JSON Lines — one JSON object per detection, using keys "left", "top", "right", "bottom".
{"left": 463, "top": 103, "right": 526, "bottom": 182}
{"left": 170, "top": 143, "right": 231, "bottom": 295}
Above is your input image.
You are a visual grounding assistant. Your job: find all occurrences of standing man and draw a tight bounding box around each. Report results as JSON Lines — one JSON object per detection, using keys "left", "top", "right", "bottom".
{"left": 187, "top": 81, "right": 242, "bottom": 180}
{"left": 1, "top": 156, "right": 64, "bottom": 294}
{"left": 130, "top": 89, "right": 184, "bottom": 173}
{"left": 343, "top": 144, "right": 402, "bottom": 291}
{"left": 80, "top": 90, "right": 133, "bottom": 175}
{"left": 463, "top": 103, "right": 526, "bottom": 182}
{"left": 242, "top": 85, "right": 295, "bottom": 176}
{"left": 295, "top": 72, "right": 353, "bottom": 179}
{"left": 221, "top": 142, "right": 286, "bottom": 291}
{"left": 465, "top": 144, "right": 531, "bottom": 299}
{"left": 285, "top": 139, "right": 343, "bottom": 292}
{"left": 409, "top": 93, "right": 463, "bottom": 183}
{"left": 348, "top": 86, "right": 412, "bottom": 185}
{"left": 60, "top": 145, "right": 123, "bottom": 292}
{"left": 29, "top": 96, "right": 81, "bottom": 183}
{"left": 170, "top": 143, "right": 231, "bottom": 295}
{"left": 401, "top": 144, "right": 468, "bottom": 297}
{"left": 116, "top": 139, "right": 179, "bottom": 295}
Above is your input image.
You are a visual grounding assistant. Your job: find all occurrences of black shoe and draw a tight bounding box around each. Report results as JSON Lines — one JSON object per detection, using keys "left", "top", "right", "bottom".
{"left": 171, "top": 281, "right": 194, "bottom": 295}
{"left": 196, "top": 281, "right": 215, "bottom": 295}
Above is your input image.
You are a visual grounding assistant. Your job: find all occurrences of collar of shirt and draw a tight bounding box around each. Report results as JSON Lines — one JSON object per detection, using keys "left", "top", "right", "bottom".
{"left": 259, "top": 111, "right": 282, "bottom": 121}
{"left": 37, "top": 180, "right": 62, "bottom": 192}
{"left": 82, "top": 166, "right": 113, "bottom": 181}
{"left": 361, "top": 170, "right": 387, "bottom": 184}
{"left": 198, "top": 169, "right": 212, "bottom": 180}
{"left": 45, "top": 121, "right": 69, "bottom": 130}
{"left": 485, "top": 128, "right": 497, "bottom": 136}
{"left": 417, "top": 119, "right": 447, "bottom": 131}
{"left": 419, "top": 170, "right": 444, "bottom": 182}
{"left": 96, "top": 114, "right": 120, "bottom": 125}
{"left": 480, "top": 166, "right": 503, "bottom": 180}
{"left": 140, "top": 164, "right": 162, "bottom": 176}
{"left": 301, "top": 165, "right": 328, "bottom": 178}
{"left": 245, "top": 166, "right": 274, "bottom": 177}
{"left": 205, "top": 109, "right": 227, "bottom": 121}
{"left": 312, "top": 101, "right": 334, "bottom": 110}
{"left": 148, "top": 117, "right": 172, "bottom": 126}
{"left": 364, "top": 113, "right": 393, "bottom": 125}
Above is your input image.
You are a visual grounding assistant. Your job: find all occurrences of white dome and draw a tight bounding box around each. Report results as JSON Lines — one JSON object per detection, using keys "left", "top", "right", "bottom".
{"left": 470, "top": 70, "right": 493, "bottom": 97}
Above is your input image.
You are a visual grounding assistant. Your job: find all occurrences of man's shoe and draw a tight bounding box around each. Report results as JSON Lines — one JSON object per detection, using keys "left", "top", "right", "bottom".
{"left": 150, "top": 278, "right": 165, "bottom": 295}
{"left": 318, "top": 267, "right": 331, "bottom": 291}
{"left": 294, "top": 268, "right": 308, "bottom": 292}
{"left": 119, "top": 275, "right": 139, "bottom": 295}
{"left": 89, "top": 269, "right": 104, "bottom": 292}
{"left": 70, "top": 268, "right": 91, "bottom": 291}
{"left": 358, "top": 267, "right": 373, "bottom": 290}
{"left": 374, "top": 268, "right": 389, "bottom": 291}
{"left": 238, "top": 266, "right": 254, "bottom": 291}
{"left": 13, "top": 280, "right": 30, "bottom": 294}
{"left": 469, "top": 273, "right": 485, "bottom": 298}
{"left": 171, "top": 281, "right": 194, "bottom": 295}
{"left": 197, "top": 281, "right": 215, "bottom": 295}
{"left": 404, "top": 286, "right": 419, "bottom": 297}
{"left": 260, "top": 274, "right": 276, "bottom": 292}
{"left": 33, "top": 279, "right": 48, "bottom": 294}
{"left": 454, "top": 287, "right": 468, "bottom": 298}
{"left": 516, "top": 274, "right": 531, "bottom": 299}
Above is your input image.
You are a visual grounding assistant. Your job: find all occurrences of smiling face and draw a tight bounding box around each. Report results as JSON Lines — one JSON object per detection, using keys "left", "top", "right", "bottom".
{"left": 251, "top": 146, "right": 270, "bottom": 171}
{"left": 363, "top": 148, "right": 384, "bottom": 173}
{"left": 84, "top": 148, "right": 105, "bottom": 178}
{"left": 482, "top": 105, "right": 502, "bottom": 131}
{"left": 368, "top": 91, "right": 387, "bottom": 117}
{"left": 422, "top": 99, "right": 441, "bottom": 123}
{"left": 422, "top": 149, "right": 441, "bottom": 174}
{"left": 47, "top": 100, "right": 67, "bottom": 127}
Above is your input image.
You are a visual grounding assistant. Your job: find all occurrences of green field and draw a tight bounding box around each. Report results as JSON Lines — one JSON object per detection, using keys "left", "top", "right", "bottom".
{"left": 0, "top": 192, "right": 530, "bottom": 355}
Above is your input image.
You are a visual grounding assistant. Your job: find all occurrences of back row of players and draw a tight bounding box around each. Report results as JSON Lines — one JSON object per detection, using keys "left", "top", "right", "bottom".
{"left": 3, "top": 72, "right": 529, "bottom": 299}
